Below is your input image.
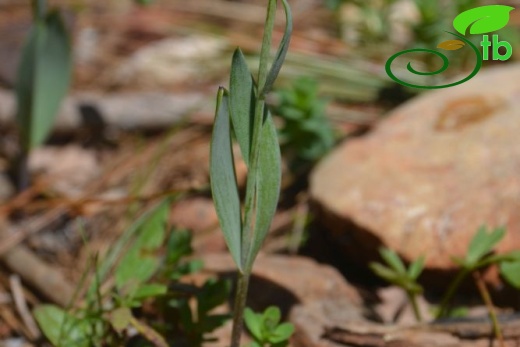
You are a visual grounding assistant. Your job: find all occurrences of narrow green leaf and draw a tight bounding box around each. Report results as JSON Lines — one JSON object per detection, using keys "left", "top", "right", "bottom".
{"left": 500, "top": 258, "right": 520, "bottom": 289}
{"left": 210, "top": 88, "right": 242, "bottom": 271}
{"left": 476, "top": 251, "right": 520, "bottom": 269}
{"left": 95, "top": 199, "right": 170, "bottom": 287}
{"left": 230, "top": 48, "right": 255, "bottom": 166}
{"left": 408, "top": 256, "right": 425, "bottom": 280}
{"left": 262, "top": 0, "right": 293, "bottom": 96}
{"left": 16, "top": 10, "right": 72, "bottom": 150}
{"left": 244, "top": 308, "right": 262, "bottom": 340}
{"left": 369, "top": 262, "right": 401, "bottom": 284}
{"left": 166, "top": 229, "right": 193, "bottom": 265}
{"left": 133, "top": 283, "right": 168, "bottom": 299}
{"left": 115, "top": 201, "right": 168, "bottom": 294}
{"left": 244, "top": 110, "right": 281, "bottom": 270}
{"left": 453, "top": 5, "right": 514, "bottom": 36}
{"left": 466, "top": 226, "right": 506, "bottom": 266}
{"left": 380, "top": 247, "right": 406, "bottom": 274}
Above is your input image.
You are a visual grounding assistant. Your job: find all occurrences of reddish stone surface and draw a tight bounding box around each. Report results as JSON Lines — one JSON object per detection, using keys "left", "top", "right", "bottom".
{"left": 310, "top": 64, "right": 520, "bottom": 274}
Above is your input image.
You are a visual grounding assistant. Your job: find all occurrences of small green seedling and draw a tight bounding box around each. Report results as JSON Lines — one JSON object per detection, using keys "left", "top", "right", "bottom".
{"left": 437, "top": 226, "right": 513, "bottom": 318}
{"left": 370, "top": 247, "right": 425, "bottom": 322}
{"left": 435, "top": 226, "right": 520, "bottom": 347}
{"left": 273, "top": 76, "right": 335, "bottom": 171}
{"left": 209, "top": 0, "right": 292, "bottom": 346}
{"left": 244, "top": 306, "right": 294, "bottom": 347}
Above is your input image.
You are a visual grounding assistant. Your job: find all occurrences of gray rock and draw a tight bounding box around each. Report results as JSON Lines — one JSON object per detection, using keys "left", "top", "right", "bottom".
{"left": 0, "top": 89, "right": 205, "bottom": 131}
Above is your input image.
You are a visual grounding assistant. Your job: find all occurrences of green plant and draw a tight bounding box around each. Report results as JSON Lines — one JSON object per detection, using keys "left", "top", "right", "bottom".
{"left": 437, "top": 226, "right": 513, "bottom": 318}
{"left": 432, "top": 226, "right": 520, "bottom": 347}
{"left": 244, "top": 306, "right": 294, "bottom": 347}
{"left": 33, "top": 201, "right": 231, "bottom": 346}
{"left": 370, "top": 247, "right": 425, "bottom": 322}
{"left": 14, "top": 0, "right": 72, "bottom": 190}
{"left": 13, "top": 0, "right": 150, "bottom": 191}
{"left": 209, "top": 0, "right": 292, "bottom": 346}
{"left": 272, "top": 76, "right": 335, "bottom": 171}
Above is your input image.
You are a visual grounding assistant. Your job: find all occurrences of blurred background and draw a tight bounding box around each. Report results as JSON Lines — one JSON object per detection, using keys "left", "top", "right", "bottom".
{"left": 1, "top": 0, "right": 520, "bottom": 346}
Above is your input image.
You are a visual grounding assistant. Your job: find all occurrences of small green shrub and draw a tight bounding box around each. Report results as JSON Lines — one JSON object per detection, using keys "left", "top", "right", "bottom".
{"left": 33, "top": 201, "right": 230, "bottom": 346}
{"left": 370, "top": 247, "right": 425, "bottom": 321}
{"left": 371, "top": 226, "right": 520, "bottom": 326}
{"left": 272, "top": 76, "right": 335, "bottom": 170}
{"left": 438, "top": 226, "right": 505, "bottom": 317}
{"left": 244, "top": 306, "right": 294, "bottom": 347}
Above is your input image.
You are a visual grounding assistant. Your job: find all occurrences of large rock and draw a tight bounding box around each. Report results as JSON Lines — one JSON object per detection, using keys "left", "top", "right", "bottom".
{"left": 310, "top": 64, "right": 520, "bottom": 274}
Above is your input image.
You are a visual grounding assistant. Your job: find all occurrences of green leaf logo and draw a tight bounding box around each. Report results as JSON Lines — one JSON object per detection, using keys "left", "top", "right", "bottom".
{"left": 437, "top": 39, "right": 465, "bottom": 51}
{"left": 453, "top": 5, "right": 514, "bottom": 35}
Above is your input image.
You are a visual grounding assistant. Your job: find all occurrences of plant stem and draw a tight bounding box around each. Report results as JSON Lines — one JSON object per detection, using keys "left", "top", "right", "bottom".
{"left": 241, "top": 0, "right": 277, "bottom": 267}
{"left": 230, "top": 272, "right": 250, "bottom": 347}
{"left": 473, "top": 271, "right": 505, "bottom": 347}
{"left": 229, "top": 1, "right": 278, "bottom": 345}
{"left": 436, "top": 269, "right": 469, "bottom": 319}
{"left": 407, "top": 292, "right": 422, "bottom": 323}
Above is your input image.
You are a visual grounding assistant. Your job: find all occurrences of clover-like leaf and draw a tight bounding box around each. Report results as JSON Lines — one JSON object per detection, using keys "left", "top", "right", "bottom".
{"left": 453, "top": 5, "right": 514, "bottom": 36}
{"left": 244, "top": 308, "right": 263, "bottom": 340}
{"left": 437, "top": 39, "right": 465, "bottom": 51}
{"left": 263, "top": 306, "right": 281, "bottom": 330}
{"left": 269, "top": 322, "right": 295, "bottom": 344}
